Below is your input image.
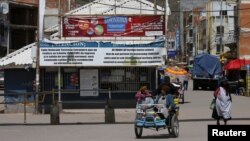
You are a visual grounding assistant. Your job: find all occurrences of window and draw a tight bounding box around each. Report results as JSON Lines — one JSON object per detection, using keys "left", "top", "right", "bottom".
{"left": 168, "top": 41, "right": 175, "bottom": 49}
{"left": 41, "top": 68, "right": 79, "bottom": 91}
{"left": 220, "top": 10, "right": 227, "bottom": 16}
{"left": 63, "top": 68, "right": 79, "bottom": 89}
{"left": 171, "top": 42, "right": 175, "bottom": 49}
{"left": 99, "top": 67, "right": 153, "bottom": 92}
{"left": 188, "top": 43, "right": 193, "bottom": 52}
{"left": 216, "top": 26, "right": 224, "bottom": 34}
{"left": 0, "top": 21, "right": 5, "bottom": 45}
{"left": 189, "top": 29, "right": 193, "bottom": 37}
{"left": 216, "top": 44, "right": 221, "bottom": 54}
{"left": 188, "top": 15, "right": 192, "bottom": 23}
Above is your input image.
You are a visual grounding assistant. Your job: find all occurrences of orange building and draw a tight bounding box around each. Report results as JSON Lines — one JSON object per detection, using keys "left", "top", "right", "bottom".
{"left": 239, "top": 3, "right": 250, "bottom": 59}
{"left": 238, "top": 1, "right": 250, "bottom": 97}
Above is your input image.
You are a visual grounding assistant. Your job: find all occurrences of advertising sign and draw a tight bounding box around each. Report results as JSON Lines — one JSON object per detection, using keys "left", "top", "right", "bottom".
{"left": 62, "top": 15, "right": 165, "bottom": 37}
{"left": 167, "top": 51, "right": 177, "bottom": 58}
{"left": 176, "top": 29, "right": 180, "bottom": 51}
{"left": 39, "top": 40, "right": 165, "bottom": 67}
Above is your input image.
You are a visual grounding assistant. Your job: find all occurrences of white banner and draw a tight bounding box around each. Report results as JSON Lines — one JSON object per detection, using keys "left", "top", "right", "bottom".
{"left": 39, "top": 41, "right": 166, "bottom": 66}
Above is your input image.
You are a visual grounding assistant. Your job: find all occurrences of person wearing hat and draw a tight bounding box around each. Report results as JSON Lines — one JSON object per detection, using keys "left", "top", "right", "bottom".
{"left": 212, "top": 78, "right": 232, "bottom": 125}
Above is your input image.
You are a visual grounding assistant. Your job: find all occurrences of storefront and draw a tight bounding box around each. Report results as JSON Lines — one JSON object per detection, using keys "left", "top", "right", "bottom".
{"left": 38, "top": 40, "right": 166, "bottom": 108}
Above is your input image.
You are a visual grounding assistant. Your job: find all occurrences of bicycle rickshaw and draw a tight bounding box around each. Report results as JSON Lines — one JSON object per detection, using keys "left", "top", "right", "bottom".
{"left": 134, "top": 103, "right": 179, "bottom": 138}
{"left": 172, "top": 82, "right": 185, "bottom": 104}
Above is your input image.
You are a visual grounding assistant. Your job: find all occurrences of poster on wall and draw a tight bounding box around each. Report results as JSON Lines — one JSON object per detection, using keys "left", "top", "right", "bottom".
{"left": 39, "top": 40, "right": 166, "bottom": 67}
{"left": 80, "top": 69, "right": 98, "bottom": 97}
{"left": 62, "top": 15, "right": 165, "bottom": 37}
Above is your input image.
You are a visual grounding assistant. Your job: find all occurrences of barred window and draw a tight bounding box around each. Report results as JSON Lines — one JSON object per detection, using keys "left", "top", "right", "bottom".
{"left": 99, "top": 67, "right": 154, "bottom": 92}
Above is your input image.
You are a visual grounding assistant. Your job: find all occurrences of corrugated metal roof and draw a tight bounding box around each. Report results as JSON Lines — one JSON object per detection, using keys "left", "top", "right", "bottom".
{"left": 45, "top": 0, "right": 165, "bottom": 33}
{"left": 68, "top": 0, "right": 164, "bottom": 15}
{"left": 0, "top": 43, "right": 36, "bottom": 67}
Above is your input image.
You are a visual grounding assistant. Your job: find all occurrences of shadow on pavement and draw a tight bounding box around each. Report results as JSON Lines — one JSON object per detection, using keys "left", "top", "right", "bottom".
{"left": 139, "top": 134, "right": 172, "bottom": 139}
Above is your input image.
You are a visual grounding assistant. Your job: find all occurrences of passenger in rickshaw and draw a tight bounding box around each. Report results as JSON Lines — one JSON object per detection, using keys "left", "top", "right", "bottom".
{"left": 154, "top": 85, "right": 175, "bottom": 120}
{"left": 135, "top": 86, "right": 154, "bottom": 109}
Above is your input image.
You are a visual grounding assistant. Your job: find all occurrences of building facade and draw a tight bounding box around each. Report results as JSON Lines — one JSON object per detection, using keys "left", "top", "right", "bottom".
{"left": 206, "top": 0, "right": 236, "bottom": 57}
{"left": 179, "top": 0, "right": 208, "bottom": 62}
{"left": 0, "top": 0, "right": 75, "bottom": 57}
{"left": 1, "top": 0, "right": 169, "bottom": 109}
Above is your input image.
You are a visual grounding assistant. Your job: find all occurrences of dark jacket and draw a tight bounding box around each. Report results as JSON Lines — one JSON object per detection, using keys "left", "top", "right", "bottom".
{"left": 155, "top": 76, "right": 178, "bottom": 96}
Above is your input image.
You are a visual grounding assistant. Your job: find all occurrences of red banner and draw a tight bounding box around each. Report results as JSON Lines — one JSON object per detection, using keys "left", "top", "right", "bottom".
{"left": 62, "top": 15, "right": 165, "bottom": 37}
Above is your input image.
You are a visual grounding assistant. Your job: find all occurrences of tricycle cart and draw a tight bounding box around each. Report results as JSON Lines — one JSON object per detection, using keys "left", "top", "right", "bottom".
{"left": 134, "top": 104, "right": 179, "bottom": 138}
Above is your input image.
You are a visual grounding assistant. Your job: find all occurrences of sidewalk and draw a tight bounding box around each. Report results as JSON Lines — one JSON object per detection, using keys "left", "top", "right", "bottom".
{"left": 0, "top": 109, "right": 136, "bottom": 125}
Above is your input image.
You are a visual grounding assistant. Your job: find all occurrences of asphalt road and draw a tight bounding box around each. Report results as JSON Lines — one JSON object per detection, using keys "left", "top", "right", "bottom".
{"left": 0, "top": 120, "right": 249, "bottom": 141}
{"left": 0, "top": 82, "right": 250, "bottom": 141}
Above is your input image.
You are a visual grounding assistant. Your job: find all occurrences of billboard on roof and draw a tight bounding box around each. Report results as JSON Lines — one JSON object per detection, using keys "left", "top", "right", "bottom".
{"left": 62, "top": 15, "right": 165, "bottom": 37}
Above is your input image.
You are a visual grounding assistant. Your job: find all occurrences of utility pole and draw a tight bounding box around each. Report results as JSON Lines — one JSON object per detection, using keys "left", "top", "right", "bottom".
{"left": 236, "top": 0, "right": 240, "bottom": 58}
{"left": 36, "top": 0, "right": 45, "bottom": 114}
{"left": 180, "top": 1, "right": 184, "bottom": 62}
{"left": 207, "top": 0, "right": 211, "bottom": 54}
{"left": 58, "top": 0, "right": 62, "bottom": 111}
{"left": 220, "top": 0, "right": 223, "bottom": 54}
{"left": 154, "top": 0, "right": 157, "bottom": 15}
{"left": 165, "top": 0, "right": 169, "bottom": 63}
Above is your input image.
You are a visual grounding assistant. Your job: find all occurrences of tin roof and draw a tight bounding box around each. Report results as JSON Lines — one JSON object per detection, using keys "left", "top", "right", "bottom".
{"left": 44, "top": 0, "right": 165, "bottom": 33}
{"left": 0, "top": 43, "right": 36, "bottom": 67}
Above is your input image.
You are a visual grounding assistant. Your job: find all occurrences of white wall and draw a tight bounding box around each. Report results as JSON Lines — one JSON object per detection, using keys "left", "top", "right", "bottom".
{"left": 208, "top": 1, "right": 236, "bottom": 56}
{"left": 44, "top": 9, "right": 59, "bottom": 29}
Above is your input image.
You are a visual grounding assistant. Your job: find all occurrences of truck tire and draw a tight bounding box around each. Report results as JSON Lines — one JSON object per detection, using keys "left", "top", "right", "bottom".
{"left": 193, "top": 80, "right": 197, "bottom": 90}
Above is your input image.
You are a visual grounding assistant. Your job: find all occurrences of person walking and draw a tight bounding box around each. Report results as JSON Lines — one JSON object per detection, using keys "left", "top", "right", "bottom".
{"left": 212, "top": 78, "right": 232, "bottom": 125}
{"left": 183, "top": 74, "right": 189, "bottom": 90}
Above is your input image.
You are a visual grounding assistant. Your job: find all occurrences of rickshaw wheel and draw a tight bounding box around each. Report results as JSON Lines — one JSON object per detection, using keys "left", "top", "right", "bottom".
{"left": 168, "top": 127, "right": 172, "bottom": 135}
{"left": 134, "top": 125, "right": 143, "bottom": 138}
{"left": 171, "top": 114, "right": 179, "bottom": 137}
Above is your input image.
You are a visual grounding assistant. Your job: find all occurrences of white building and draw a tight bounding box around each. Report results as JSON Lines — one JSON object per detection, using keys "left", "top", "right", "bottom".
{"left": 206, "top": 0, "right": 236, "bottom": 56}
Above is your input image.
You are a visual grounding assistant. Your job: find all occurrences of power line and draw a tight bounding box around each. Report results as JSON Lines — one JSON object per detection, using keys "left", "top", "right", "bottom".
{"left": 93, "top": 1, "right": 250, "bottom": 13}
{"left": 171, "top": 7, "right": 250, "bottom": 13}
{"left": 94, "top": 1, "right": 164, "bottom": 12}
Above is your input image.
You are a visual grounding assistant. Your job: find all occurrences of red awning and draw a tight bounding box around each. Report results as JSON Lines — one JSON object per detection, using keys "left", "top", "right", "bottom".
{"left": 246, "top": 59, "right": 250, "bottom": 65}
{"left": 224, "top": 59, "right": 250, "bottom": 70}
